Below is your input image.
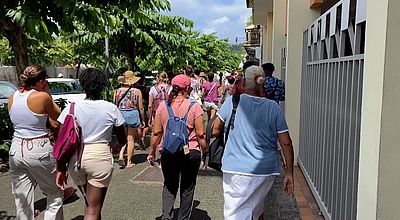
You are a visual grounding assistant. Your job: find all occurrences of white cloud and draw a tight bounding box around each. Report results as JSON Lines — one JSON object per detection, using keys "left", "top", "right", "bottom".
{"left": 167, "top": 0, "right": 251, "bottom": 42}
{"left": 213, "top": 16, "right": 230, "bottom": 24}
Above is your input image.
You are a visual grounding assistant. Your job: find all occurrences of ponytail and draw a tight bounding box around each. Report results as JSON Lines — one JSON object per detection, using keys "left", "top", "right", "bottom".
{"left": 168, "top": 85, "right": 182, "bottom": 104}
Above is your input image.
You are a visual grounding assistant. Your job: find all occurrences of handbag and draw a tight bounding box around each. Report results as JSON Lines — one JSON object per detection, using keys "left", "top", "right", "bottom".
{"left": 206, "top": 95, "right": 240, "bottom": 171}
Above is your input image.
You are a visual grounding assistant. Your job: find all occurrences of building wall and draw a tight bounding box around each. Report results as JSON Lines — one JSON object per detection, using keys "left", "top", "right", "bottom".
{"left": 271, "top": 0, "right": 287, "bottom": 79}
{"left": 357, "top": 0, "right": 400, "bottom": 219}
{"left": 285, "top": 1, "right": 319, "bottom": 164}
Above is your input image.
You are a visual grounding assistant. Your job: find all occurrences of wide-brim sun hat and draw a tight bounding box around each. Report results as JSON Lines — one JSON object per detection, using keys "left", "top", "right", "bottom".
{"left": 199, "top": 72, "right": 206, "bottom": 77}
{"left": 123, "top": 70, "right": 141, "bottom": 85}
{"left": 171, "top": 74, "right": 191, "bottom": 89}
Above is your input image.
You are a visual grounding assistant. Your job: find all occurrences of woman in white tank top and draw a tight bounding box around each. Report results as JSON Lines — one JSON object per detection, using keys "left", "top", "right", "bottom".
{"left": 8, "top": 65, "right": 64, "bottom": 220}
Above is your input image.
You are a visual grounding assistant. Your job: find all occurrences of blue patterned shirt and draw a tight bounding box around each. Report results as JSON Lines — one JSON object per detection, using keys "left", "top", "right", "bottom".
{"left": 264, "top": 76, "right": 285, "bottom": 103}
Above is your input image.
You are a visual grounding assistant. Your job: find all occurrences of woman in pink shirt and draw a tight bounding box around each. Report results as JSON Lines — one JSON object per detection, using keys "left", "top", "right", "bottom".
{"left": 202, "top": 73, "right": 220, "bottom": 121}
{"left": 147, "top": 74, "right": 207, "bottom": 220}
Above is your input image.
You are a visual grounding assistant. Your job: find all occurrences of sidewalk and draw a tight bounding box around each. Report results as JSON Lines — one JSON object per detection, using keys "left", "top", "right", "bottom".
{"left": 0, "top": 148, "right": 319, "bottom": 219}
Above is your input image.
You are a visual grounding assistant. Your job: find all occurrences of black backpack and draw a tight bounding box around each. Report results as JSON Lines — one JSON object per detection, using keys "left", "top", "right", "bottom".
{"left": 206, "top": 95, "right": 240, "bottom": 171}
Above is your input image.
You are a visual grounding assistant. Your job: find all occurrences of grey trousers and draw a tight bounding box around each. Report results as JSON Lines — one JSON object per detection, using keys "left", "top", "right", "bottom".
{"left": 9, "top": 136, "right": 64, "bottom": 220}
{"left": 161, "top": 150, "right": 201, "bottom": 220}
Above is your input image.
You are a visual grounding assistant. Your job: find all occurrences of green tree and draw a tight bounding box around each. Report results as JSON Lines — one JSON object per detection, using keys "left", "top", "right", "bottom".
{"left": 0, "top": 0, "right": 172, "bottom": 79}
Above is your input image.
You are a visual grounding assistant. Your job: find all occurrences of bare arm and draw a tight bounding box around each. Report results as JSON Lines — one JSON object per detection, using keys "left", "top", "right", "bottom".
{"left": 212, "top": 116, "right": 224, "bottom": 138}
{"left": 44, "top": 93, "right": 61, "bottom": 121}
{"left": 194, "top": 115, "right": 207, "bottom": 151}
{"left": 148, "top": 95, "right": 154, "bottom": 125}
{"left": 114, "top": 124, "right": 127, "bottom": 147}
{"left": 136, "top": 89, "right": 145, "bottom": 125}
{"left": 278, "top": 131, "right": 295, "bottom": 194}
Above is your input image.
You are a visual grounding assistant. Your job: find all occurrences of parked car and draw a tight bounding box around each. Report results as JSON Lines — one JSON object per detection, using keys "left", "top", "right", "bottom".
{"left": 47, "top": 78, "right": 86, "bottom": 103}
{"left": 0, "top": 81, "right": 17, "bottom": 106}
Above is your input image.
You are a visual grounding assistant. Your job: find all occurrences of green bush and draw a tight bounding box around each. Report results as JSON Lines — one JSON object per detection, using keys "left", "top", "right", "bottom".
{"left": 0, "top": 104, "right": 13, "bottom": 156}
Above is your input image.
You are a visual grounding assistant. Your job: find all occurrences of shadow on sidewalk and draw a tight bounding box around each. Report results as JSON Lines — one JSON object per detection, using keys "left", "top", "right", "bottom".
{"left": 131, "top": 153, "right": 148, "bottom": 164}
{"left": 197, "top": 169, "right": 222, "bottom": 177}
{"left": 155, "top": 200, "right": 211, "bottom": 220}
{"left": 0, "top": 211, "right": 16, "bottom": 220}
{"left": 33, "top": 191, "right": 80, "bottom": 215}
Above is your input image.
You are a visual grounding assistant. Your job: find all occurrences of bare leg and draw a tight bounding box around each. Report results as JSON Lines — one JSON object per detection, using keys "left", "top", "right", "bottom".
{"left": 126, "top": 128, "right": 136, "bottom": 168}
{"left": 210, "top": 108, "right": 216, "bottom": 119}
{"left": 206, "top": 109, "right": 211, "bottom": 123}
{"left": 84, "top": 183, "right": 108, "bottom": 220}
{"left": 137, "top": 128, "right": 145, "bottom": 150}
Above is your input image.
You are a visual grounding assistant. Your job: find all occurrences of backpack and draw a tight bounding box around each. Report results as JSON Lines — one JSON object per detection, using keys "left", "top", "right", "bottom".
{"left": 52, "top": 103, "right": 89, "bottom": 206}
{"left": 152, "top": 85, "right": 170, "bottom": 118}
{"left": 162, "top": 100, "right": 195, "bottom": 154}
{"left": 53, "top": 103, "right": 83, "bottom": 169}
{"left": 206, "top": 95, "right": 240, "bottom": 171}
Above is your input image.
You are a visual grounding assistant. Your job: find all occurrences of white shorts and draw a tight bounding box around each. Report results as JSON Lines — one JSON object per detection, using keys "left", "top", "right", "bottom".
{"left": 69, "top": 143, "right": 114, "bottom": 188}
{"left": 203, "top": 101, "right": 219, "bottom": 110}
{"left": 223, "top": 172, "right": 275, "bottom": 220}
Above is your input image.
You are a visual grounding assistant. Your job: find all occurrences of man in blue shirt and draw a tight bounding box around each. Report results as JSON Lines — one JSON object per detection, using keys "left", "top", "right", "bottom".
{"left": 262, "top": 63, "right": 285, "bottom": 103}
{"left": 212, "top": 66, "right": 294, "bottom": 220}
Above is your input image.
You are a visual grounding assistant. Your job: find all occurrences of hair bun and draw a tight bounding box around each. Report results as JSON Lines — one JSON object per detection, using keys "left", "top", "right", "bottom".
{"left": 255, "top": 76, "right": 265, "bottom": 85}
{"left": 20, "top": 74, "right": 29, "bottom": 81}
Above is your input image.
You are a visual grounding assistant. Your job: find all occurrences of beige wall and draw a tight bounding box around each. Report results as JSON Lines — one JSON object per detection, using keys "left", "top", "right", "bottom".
{"left": 357, "top": 0, "right": 400, "bottom": 219}
{"left": 285, "top": 0, "right": 319, "bottom": 165}
{"left": 265, "top": 13, "right": 274, "bottom": 63}
{"left": 271, "top": 0, "right": 287, "bottom": 79}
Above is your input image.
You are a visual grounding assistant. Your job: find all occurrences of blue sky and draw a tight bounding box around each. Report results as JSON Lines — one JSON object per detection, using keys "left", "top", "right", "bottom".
{"left": 166, "top": 0, "right": 251, "bottom": 43}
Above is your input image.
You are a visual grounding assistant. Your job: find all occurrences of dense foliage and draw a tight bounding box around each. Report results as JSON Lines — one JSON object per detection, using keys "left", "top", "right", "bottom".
{"left": 0, "top": 0, "right": 242, "bottom": 76}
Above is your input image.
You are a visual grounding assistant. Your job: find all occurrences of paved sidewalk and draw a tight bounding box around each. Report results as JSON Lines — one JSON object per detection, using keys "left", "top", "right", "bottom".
{"left": 0, "top": 148, "right": 302, "bottom": 220}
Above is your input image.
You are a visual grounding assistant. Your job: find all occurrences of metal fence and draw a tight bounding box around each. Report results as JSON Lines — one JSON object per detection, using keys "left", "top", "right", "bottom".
{"left": 298, "top": 0, "right": 367, "bottom": 219}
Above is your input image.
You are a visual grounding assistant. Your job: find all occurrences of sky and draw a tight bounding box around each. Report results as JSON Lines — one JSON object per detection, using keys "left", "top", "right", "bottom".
{"left": 166, "top": 0, "right": 251, "bottom": 43}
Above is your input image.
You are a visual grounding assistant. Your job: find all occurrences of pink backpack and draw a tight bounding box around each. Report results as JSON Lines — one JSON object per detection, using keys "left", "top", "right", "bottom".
{"left": 152, "top": 85, "right": 170, "bottom": 118}
{"left": 53, "top": 103, "right": 83, "bottom": 169}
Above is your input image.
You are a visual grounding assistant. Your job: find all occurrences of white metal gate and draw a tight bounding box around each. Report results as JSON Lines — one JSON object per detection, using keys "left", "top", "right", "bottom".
{"left": 298, "top": 0, "right": 367, "bottom": 219}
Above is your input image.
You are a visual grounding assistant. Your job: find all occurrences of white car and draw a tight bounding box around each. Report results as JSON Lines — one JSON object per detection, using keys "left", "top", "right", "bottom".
{"left": 47, "top": 78, "right": 86, "bottom": 103}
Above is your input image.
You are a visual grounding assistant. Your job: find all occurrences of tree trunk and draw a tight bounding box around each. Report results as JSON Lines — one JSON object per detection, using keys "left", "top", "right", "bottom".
{"left": 4, "top": 19, "right": 28, "bottom": 85}
{"left": 76, "top": 59, "right": 82, "bottom": 79}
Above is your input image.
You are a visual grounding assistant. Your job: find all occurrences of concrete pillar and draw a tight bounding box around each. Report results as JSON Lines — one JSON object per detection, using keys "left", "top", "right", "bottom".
{"left": 262, "top": 24, "right": 268, "bottom": 63}
{"left": 285, "top": 0, "right": 319, "bottom": 164}
{"left": 357, "top": 0, "right": 400, "bottom": 219}
{"left": 265, "top": 13, "right": 274, "bottom": 63}
{"left": 271, "top": 0, "right": 287, "bottom": 79}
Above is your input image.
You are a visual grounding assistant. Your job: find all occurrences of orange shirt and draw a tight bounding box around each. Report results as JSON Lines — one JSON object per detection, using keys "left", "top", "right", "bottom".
{"left": 156, "top": 98, "right": 203, "bottom": 151}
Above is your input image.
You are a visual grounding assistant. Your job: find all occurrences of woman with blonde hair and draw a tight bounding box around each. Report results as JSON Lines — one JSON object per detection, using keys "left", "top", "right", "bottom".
{"left": 8, "top": 65, "right": 64, "bottom": 219}
{"left": 148, "top": 71, "right": 171, "bottom": 127}
{"left": 114, "top": 71, "right": 145, "bottom": 168}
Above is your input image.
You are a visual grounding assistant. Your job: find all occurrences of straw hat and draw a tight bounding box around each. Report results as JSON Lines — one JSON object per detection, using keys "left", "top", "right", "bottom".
{"left": 123, "top": 71, "right": 140, "bottom": 85}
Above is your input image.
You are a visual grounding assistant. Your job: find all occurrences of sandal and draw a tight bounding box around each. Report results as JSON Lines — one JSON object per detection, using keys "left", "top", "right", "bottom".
{"left": 126, "top": 162, "right": 136, "bottom": 169}
{"left": 118, "top": 158, "right": 125, "bottom": 169}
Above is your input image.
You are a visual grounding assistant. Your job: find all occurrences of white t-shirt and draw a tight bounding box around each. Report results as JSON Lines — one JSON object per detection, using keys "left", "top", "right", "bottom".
{"left": 149, "top": 84, "right": 172, "bottom": 97}
{"left": 58, "top": 100, "right": 125, "bottom": 143}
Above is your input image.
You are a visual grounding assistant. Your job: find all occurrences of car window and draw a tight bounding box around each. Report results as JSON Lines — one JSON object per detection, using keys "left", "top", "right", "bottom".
{"left": 0, "top": 83, "right": 17, "bottom": 99}
{"left": 48, "top": 81, "right": 83, "bottom": 95}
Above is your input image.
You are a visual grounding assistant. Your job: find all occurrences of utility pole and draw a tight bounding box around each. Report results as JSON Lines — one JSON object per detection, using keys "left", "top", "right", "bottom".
{"left": 104, "top": 25, "right": 110, "bottom": 101}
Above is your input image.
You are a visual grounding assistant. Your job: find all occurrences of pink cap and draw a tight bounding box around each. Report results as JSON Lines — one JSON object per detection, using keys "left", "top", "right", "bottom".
{"left": 171, "top": 74, "right": 191, "bottom": 88}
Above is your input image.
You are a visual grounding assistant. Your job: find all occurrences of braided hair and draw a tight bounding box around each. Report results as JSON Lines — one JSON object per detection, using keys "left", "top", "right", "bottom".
{"left": 79, "top": 68, "right": 108, "bottom": 100}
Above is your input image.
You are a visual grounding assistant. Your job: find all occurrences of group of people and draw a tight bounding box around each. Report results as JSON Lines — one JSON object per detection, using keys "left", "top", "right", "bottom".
{"left": 7, "top": 61, "right": 294, "bottom": 220}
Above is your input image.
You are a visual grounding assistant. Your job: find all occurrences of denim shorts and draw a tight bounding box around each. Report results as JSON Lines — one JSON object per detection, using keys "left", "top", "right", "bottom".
{"left": 121, "top": 109, "right": 141, "bottom": 128}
